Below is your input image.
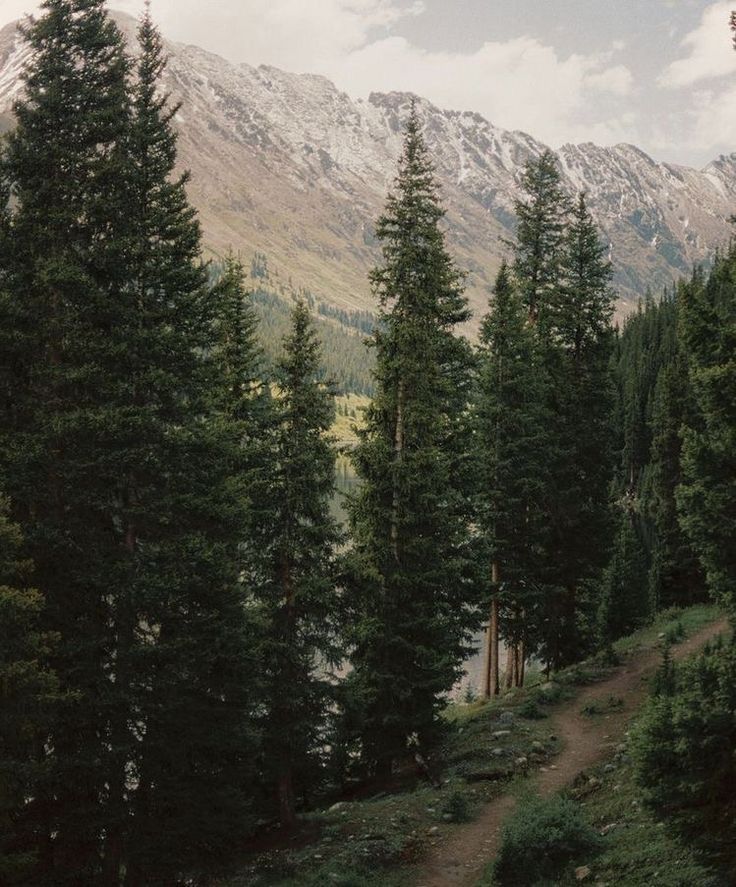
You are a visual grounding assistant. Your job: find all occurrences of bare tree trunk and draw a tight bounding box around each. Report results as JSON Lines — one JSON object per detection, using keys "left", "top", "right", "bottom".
{"left": 504, "top": 643, "right": 515, "bottom": 690}
{"left": 514, "top": 641, "right": 525, "bottom": 688}
{"left": 390, "top": 379, "right": 405, "bottom": 563}
{"left": 278, "top": 769, "right": 297, "bottom": 829}
{"left": 483, "top": 562, "right": 501, "bottom": 698}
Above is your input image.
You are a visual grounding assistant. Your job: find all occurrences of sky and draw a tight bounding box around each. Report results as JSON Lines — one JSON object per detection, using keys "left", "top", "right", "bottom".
{"left": 1, "top": 0, "right": 735, "bottom": 167}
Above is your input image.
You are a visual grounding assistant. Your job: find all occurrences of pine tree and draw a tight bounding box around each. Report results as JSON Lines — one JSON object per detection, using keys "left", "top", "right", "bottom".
{"left": 474, "top": 263, "right": 547, "bottom": 696}
{"left": 678, "top": 253, "right": 736, "bottom": 612}
{"left": 117, "top": 13, "right": 257, "bottom": 884}
{"left": 645, "top": 342, "right": 705, "bottom": 610}
{"left": 247, "top": 301, "right": 342, "bottom": 826}
{"left": 0, "top": 496, "right": 59, "bottom": 885}
{"left": 512, "top": 150, "right": 570, "bottom": 323}
{"left": 345, "top": 105, "right": 475, "bottom": 777}
{"left": 598, "top": 512, "right": 648, "bottom": 643}
{"left": 1, "top": 5, "right": 257, "bottom": 881}
{"left": 537, "top": 193, "right": 616, "bottom": 670}
{"left": 0, "top": 3, "right": 133, "bottom": 878}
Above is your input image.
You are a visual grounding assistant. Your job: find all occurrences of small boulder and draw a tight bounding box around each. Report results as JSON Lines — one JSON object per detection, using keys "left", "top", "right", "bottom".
{"left": 603, "top": 763, "right": 616, "bottom": 773}
{"left": 492, "top": 729, "right": 511, "bottom": 739}
{"left": 575, "top": 865, "right": 592, "bottom": 881}
{"left": 499, "top": 711, "right": 515, "bottom": 725}
{"left": 531, "top": 741, "right": 545, "bottom": 753}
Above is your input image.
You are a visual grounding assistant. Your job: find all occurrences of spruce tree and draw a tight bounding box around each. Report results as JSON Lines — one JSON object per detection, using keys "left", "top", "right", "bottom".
{"left": 0, "top": 3, "right": 132, "bottom": 878}
{"left": 645, "top": 346, "right": 705, "bottom": 610}
{"left": 0, "top": 496, "right": 59, "bottom": 885}
{"left": 598, "top": 512, "right": 648, "bottom": 643}
{"left": 538, "top": 193, "right": 616, "bottom": 670}
{"left": 1, "top": 5, "right": 256, "bottom": 882}
{"left": 117, "top": 12, "right": 257, "bottom": 883}
{"left": 678, "top": 253, "right": 736, "bottom": 612}
{"left": 474, "top": 263, "right": 547, "bottom": 696}
{"left": 345, "top": 105, "right": 475, "bottom": 777}
{"left": 512, "top": 150, "right": 570, "bottom": 323}
{"left": 249, "top": 301, "right": 341, "bottom": 826}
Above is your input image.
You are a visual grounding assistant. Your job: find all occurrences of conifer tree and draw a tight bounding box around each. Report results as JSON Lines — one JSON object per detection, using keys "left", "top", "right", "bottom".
{"left": 0, "top": 496, "right": 59, "bottom": 885}
{"left": 0, "top": 2, "right": 133, "bottom": 877}
{"left": 598, "top": 512, "right": 648, "bottom": 643}
{"left": 474, "top": 263, "right": 547, "bottom": 696}
{"left": 678, "top": 253, "right": 736, "bottom": 612}
{"left": 646, "top": 347, "right": 704, "bottom": 610}
{"left": 345, "top": 105, "right": 475, "bottom": 776}
{"left": 512, "top": 150, "right": 570, "bottom": 322}
{"left": 1, "top": 4, "right": 256, "bottom": 881}
{"left": 114, "top": 12, "right": 257, "bottom": 883}
{"left": 538, "top": 193, "right": 616, "bottom": 669}
{"left": 248, "top": 301, "right": 341, "bottom": 825}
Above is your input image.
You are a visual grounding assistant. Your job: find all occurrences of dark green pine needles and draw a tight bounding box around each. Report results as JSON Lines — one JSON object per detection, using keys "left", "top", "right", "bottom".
{"left": 345, "top": 104, "right": 476, "bottom": 778}
{"left": 0, "top": 3, "right": 256, "bottom": 883}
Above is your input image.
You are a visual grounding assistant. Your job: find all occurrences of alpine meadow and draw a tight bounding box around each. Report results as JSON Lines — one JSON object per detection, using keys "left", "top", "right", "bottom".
{"left": 1, "top": 2, "right": 736, "bottom": 886}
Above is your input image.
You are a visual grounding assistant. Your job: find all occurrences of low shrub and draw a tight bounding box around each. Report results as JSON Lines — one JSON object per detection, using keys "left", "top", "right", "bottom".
{"left": 493, "top": 795, "right": 602, "bottom": 886}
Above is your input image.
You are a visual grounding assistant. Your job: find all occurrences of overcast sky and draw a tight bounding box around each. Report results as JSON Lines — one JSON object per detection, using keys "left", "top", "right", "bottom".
{"left": 1, "top": 0, "right": 735, "bottom": 167}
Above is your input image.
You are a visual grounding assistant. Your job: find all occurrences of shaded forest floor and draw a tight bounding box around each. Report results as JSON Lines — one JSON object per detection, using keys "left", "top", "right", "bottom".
{"left": 221, "top": 605, "right": 725, "bottom": 887}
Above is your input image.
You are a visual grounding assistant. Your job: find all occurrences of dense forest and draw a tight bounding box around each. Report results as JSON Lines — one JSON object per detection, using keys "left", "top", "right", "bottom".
{"left": 0, "top": 2, "right": 735, "bottom": 886}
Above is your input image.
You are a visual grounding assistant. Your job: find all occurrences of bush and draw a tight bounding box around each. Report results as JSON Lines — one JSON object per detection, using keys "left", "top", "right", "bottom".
{"left": 517, "top": 694, "right": 548, "bottom": 720}
{"left": 631, "top": 634, "right": 736, "bottom": 845}
{"left": 493, "top": 795, "right": 602, "bottom": 886}
{"left": 441, "top": 789, "right": 470, "bottom": 822}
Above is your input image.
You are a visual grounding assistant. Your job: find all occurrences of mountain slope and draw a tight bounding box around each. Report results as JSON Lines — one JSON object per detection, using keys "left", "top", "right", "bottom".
{"left": 0, "top": 12, "right": 734, "bottom": 319}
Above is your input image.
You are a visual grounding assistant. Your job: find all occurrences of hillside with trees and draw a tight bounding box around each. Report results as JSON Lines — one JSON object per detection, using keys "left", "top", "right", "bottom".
{"left": 0, "top": 3, "right": 734, "bottom": 886}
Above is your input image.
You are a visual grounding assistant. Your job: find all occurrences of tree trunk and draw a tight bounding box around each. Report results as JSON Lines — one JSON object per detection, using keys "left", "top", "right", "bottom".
{"left": 390, "top": 378, "right": 405, "bottom": 563}
{"left": 483, "top": 563, "right": 500, "bottom": 698}
{"left": 504, "top": 643, "right": 515, "bottom": 690}
{"left": 514, "top": 641, "right": 525, "bottom": 688}
{"left": 278, "top": 768, "right": 297, "bottom": 829}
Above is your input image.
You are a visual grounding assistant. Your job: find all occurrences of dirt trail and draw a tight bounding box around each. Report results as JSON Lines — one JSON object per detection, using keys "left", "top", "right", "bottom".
{"left": 413, "top": 618, "right": 730, "bottom": 887}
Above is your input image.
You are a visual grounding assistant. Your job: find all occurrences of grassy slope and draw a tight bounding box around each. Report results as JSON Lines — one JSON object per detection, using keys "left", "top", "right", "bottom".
{"left": 220, "top": 605, "right": 721, "bottom": 887}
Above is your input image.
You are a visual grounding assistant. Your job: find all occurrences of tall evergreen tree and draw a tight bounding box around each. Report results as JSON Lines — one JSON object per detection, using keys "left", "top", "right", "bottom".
{"left": 112, "top": 12, "right": 257, "bottom": 884}
{"left": 598, "top": 511, "right": 648, "bottom": 643}
{"left": 345, "top": 105, "right": 475, "bottom": 777}
{"left": 1, "top": 5, "right": 256, "bottom": 882}
{"left": 248, "top": 301, "right": 341, "bottom": 826}
{"left": 0, "top": 3, "right": 133, "bottom": 878}
{"left": 645, "top": 345, "right": 704, "bottom": 610}
{"left": 538, "top": 193, "right": 616, "bottom": 669}
{"left": 512, "top": 150, "right": 570, "bottom": 323}
{"left": 474, "top": 263, "right": 547, "bottom": 696}
{"left": 678, "top": 253, "right": 736, "bottom": 612}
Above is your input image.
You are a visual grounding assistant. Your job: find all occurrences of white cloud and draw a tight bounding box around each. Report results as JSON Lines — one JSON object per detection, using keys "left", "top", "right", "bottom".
{"left": 586, "top": 64, "right": 634, "bottom": 96}
{"left": 321, "top": 34, "right": 635, "bottom": 149}
{"left": 108, "top": 0, "right": 426, "bottom": 73}
{"left": 659, "top": 1, "right": 736, "bottom": 87}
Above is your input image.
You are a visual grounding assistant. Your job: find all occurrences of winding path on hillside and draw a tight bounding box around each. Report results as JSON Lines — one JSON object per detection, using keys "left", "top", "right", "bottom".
{"left": 412, "top": 617, "right": 730, "bottom": 887}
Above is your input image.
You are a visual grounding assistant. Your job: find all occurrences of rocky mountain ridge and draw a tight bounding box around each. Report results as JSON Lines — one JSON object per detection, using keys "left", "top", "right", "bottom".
{"left": 0, "top": 11, "right": 735, "bottom": 320}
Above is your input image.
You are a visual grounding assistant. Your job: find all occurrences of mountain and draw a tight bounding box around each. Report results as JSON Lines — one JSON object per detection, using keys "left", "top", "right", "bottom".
{"left": 1, "top": 11, "right": 735, "bottom": 321}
